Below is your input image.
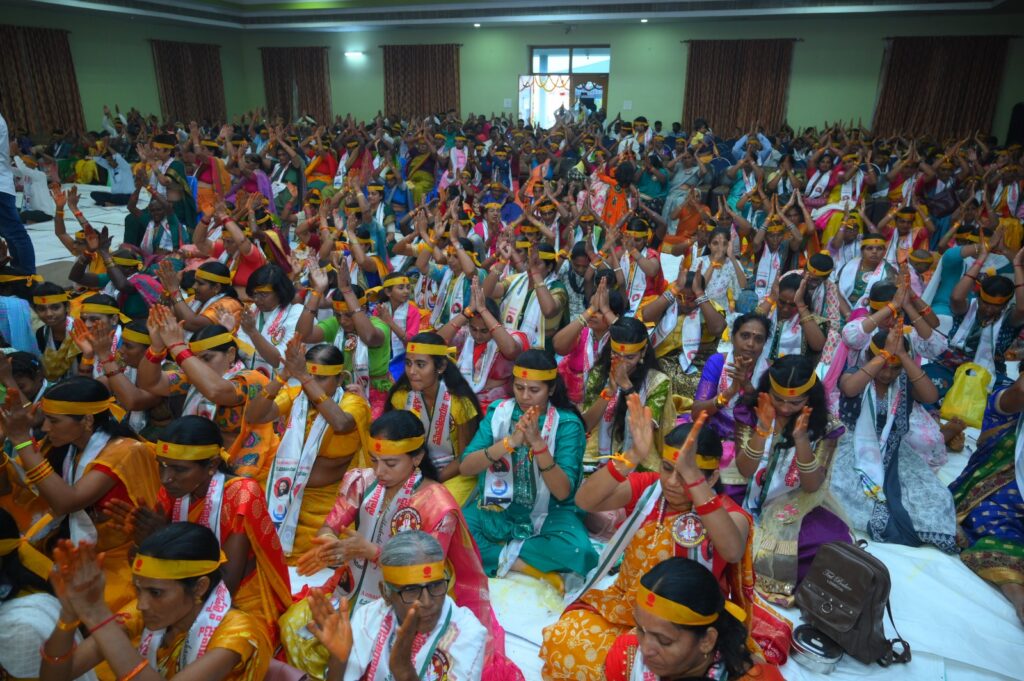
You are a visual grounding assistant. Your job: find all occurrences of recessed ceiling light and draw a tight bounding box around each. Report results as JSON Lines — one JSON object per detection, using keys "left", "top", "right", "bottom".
{"left": 344, "top": 51, "right": 364, "bottom": 57}
{"left": 474, "top": 23, "right": 481, "bottom": 27}
{"left": 640, "top": 18, "right": 648, "bottom": 23}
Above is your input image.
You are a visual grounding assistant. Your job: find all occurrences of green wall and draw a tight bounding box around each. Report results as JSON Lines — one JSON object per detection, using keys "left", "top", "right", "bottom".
{"left": 5, "top": 7, "right": 1024, "bottom": 139}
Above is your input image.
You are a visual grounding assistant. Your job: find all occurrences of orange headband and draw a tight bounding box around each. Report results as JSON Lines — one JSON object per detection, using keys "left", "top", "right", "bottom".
{"left": 768, "top": 372, "right": 817, "bottom": 397}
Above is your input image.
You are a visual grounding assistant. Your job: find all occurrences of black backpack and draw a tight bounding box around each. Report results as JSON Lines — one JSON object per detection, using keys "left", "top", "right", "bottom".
{"left": 794, "top": 541, "right": 911, "bottom": 666}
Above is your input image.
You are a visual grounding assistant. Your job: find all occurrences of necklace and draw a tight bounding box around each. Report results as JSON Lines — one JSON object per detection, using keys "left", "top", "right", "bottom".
{"left": 656, "top": 497, "right": 707, "bottom": 548}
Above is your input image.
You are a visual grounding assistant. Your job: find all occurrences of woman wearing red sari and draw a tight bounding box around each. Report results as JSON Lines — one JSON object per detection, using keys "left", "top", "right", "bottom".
{"left": 107, "top": 416, "right": 292, "bottom": 646}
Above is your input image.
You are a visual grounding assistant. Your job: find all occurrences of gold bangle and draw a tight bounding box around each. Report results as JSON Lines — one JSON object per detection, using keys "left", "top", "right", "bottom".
{"left": 56, "top": 618, "right": 80, "bottom": 632}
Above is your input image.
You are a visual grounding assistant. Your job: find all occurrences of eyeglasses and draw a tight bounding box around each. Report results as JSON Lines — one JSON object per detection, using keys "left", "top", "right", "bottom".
{"left": 387, "top": 578, "right": 449, "bottom": 604}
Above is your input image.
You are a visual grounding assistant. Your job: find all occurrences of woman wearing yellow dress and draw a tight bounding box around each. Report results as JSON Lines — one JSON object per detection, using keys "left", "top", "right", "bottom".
{"left": 0, "top": 377, "right": 160, "bottom": 612}
{"left": 385, "top": 332, "right": 482, "bottom": 505}
{"left": 39, "top": 523, "right": 271, "bottom": 681}
{"left": 245, "top": 336, "right": 371, "bottom": 560}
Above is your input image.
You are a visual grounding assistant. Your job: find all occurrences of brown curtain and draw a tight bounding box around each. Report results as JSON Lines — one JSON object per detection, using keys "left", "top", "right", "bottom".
{"left": 873, "top": 36, "right": 1009, "bottom": 138}
{"left": 150, "top": 40, "right": 226, "bottom": 124}
{"left": 382, "top": 44, "right": 460, "bottom": 119}
{"left": 260, "top": 47, "right": 331, "bottom": 125}
{"left": 0, "top": 25, "right": 84, "bottom": 136}
{"left": 682, "top": 39, "right": 794, "bottom": 138}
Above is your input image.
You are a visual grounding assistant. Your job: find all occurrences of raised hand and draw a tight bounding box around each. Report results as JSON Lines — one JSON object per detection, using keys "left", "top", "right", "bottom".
{"left": 282, "top": 333, "right": 306, "bottom": 378}
{"left": 296, "top": 534, "right": 345, "bottom": 576}
{"left": 71, "top": 319, "right": 95, "bottom": 359}
{"left": 755, "top": 392, "right": 776, "bottom": 432}
{"left": 307, "top": 589, "right": 353, "bottom": 663}
{"left": 623, "top": 392, "right": 654, "bottom": 467}
{"left": 792, "top": 406, "right": 813, "bottom": 441}
{"left": 675, "top": 411, "right": 708, "bottom": 477}
{"left": 388, "top": 602, "right": 422, "bottom": 678}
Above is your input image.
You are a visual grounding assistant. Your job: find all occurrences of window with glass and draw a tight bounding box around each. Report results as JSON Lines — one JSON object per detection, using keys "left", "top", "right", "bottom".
{"left": 530, "top": 46, "right": 610, "bottom": 75}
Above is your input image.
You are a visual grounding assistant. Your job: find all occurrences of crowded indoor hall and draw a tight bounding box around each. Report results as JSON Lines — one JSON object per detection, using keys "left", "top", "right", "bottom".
{"left": 0, "top": 0, "right": 1023, "bottom": 678}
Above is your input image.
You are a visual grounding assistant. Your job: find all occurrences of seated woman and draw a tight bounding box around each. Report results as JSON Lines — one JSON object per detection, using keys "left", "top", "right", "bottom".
{"left": 75, "top": 294, "right": 124, "bottom": 379}
{"left": 834, "top": 233, "right": 896, "bottom": 308}
{"left": 237, "top": 264, "right": 303, "bottom": 376}
{"left": 91, "top": 319, "right": 169, "bottom": 439}
{"left": 690, "top": 226, "right": 747, "bottom": 312}
{"left": 439, "top": 281, "right": 529, "bottom": 413}
{"left": 246, "top": 338, "right": 371, "bottom": 559}
{"left": 306, "top": 531, "right": 494, "bottom": 681}
{"left": 297, "top": 272, "right": 392, "bottom": 416}
{"left": 553, "top": 277, "right": 625, "bottom": 405}
{"left": 582, "top": 317, "right": 673, "bottom": 471}
{"left": 137, "top": 312, "right": 274, "bottom": 481}
{"left": 603, "top": 558, "right": 783, "bottom": 681}
{"left": 386, "top": 332, "right": 482, "bottom": 506}
{"left": 0, "top": 377, "right": 160, "bottom": 612}
{"left": 951, "top": 367, "right": 1024, "bottom": 625}
{"left": 691, "top": 313, "right": 772, "bottom": 497}
{"left": 928, "top": 259, "right": 1024, "bottom": 397}
{"left": 831, "top": 330, "right": 957, "bottom": 552}
{"left": 734, "top": 356, "right": 850, "bottom": 605}
{"left": 460, "top": 350, "right": 597, "bottom": 587}
{"left": 39, "top": 523, "right": 271, "bottom": 681}
{"left": 192, "top": 200, "right": 267, "bottom": 294}
{"left": 541, "top": 397, "right": 751, "bottom": 681}
{"left": 635, "top": 265, "right": 726, "bottom": 399}
{"left": 157, "top": 260, "right": 243, "bottom": 335}
{"left": 754, "top": 272, "right": 826, "bottom": 364}
{"left": 110, "top": 415, "right": 291, "bottom": 639}
{"left": 32, "top": 282, "right": 78, "bottom": 381}
{"left": 283, "top": 410, "right": 502, "bottom": 679}
{"left": 374, "top": 270, "right": 424, "bottom": 381}
{"left": 0, "top": 508, "right": 84, "bottom": 681}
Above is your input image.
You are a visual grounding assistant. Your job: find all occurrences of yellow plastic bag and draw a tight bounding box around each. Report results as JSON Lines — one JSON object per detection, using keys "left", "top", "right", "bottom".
{"left": 940, "top": 362, "right": 991, "bottom": 429}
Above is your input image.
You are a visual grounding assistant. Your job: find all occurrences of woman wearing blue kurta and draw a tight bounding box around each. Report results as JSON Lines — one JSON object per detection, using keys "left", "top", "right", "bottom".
{"left": 950, "top": 370, "right": 1024, "bottom": 625}
{"left": 459, "top": 350, "right": 597, "bottom": 590}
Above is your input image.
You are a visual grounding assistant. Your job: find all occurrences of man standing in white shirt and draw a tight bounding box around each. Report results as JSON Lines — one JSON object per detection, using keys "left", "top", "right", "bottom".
{"left": 0, "top": 113, "right": 36, "bottom": 273}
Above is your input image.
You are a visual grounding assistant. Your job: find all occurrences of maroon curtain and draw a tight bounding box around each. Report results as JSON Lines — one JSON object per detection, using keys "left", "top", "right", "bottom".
{"left": 0, "top": 25, "right": 85, "bottom": 136}
{"left": 873, "top": 36, "right": 1010, "bottom": 138}
{"left": 150, "top": 40, "right": 226, "bottom": 124}
{"left": 382, "top": 44, "right": 460, "bottom": 119}
{"left": 260, "top": 47, "right": 331, "bottom": 125}
{"left": 682, "top": 40, "right": 794, "bottom": 138}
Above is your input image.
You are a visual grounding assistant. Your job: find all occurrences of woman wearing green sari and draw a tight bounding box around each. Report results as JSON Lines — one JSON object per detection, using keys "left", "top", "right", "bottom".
{"left": 951, "top": 371, "right": 1024, "bottom": 625}
{"left": 404, "top": 136, "right": 440, "bottom": 206}
{"left": 459, "top": 350, "right": 597, "bottom": 591}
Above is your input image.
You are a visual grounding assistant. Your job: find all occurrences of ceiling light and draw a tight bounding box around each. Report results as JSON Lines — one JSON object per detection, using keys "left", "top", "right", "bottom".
{"left": 640, "top": 18, "right": 648, "bottom": 23}
{"left": 344, "top": 50, "right": 364, "bottom": 57}
{"left": 474, "top": 23, "right": 481, "bottom": 27}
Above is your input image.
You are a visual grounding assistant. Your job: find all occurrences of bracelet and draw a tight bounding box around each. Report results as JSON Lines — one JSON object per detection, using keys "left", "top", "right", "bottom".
{"left": 87, "top": 612, "right": 122, "bottom": 635}
{"left": 79, "top": 357, "right": 95, "bottom": 367}
{"left": 910, "top": 372, "right": 929, "bottom": 383}
{"left": 538, "top": 460, "right": 558, "bottom": 473}
{"left": 55, "top": 210, "right": 65, "bottom": 217}
{"left": 119, "top": 660, "right": 149, "bottom": 681}
{"left": 463, "top": 308, "right": 476, "bottom": 319}
{"left": 167, "top": 342, "right": 187, "bottom": 353}
{"left": 531, "top": 444, "right": 550, "bottom": 458}
{"left": 742, "top": 443, "right": 763, "bottom": 460}
{"left": 308, "top": 289, "right": 322, "bottom": 299}
{"left": 56, "top": 618, "right": 81, "bottom": 632}
{"left": 878, "top": 349, "right": 895, "bottom": 363}
{"left": 715, "top": 393, "right": 729, "bottom": 408}
{"left": 314, "top": 393, "right": 331, "bottom": 405}
{"left": 104, "top": 368, "right": 122, "bottom": 378}
{"left": 796, "top": 456, "right": 820, "bottom": 473}
{"left": 684, "top": 477, "right": 706, "bottom": 490}
{"left": 25, "top": 460, "right": 54, "bottom": 485}
{"left": 857, "top": 366, "right": 878, "bottom": 379}
{"left": 600, "top": 387, "right": 616, "bottom": 401}
{"left": 40, "top": 643, "right": 76, "bottom": 665}
{"left": 501, "top": 436, "right": 515, "bottom": 453}
{"left": 144, "top": 347, "right": 167, "bottom": 363}
{"left": 606, "top": 460, "right": 629, "bottom": 483}
{"left": 483, "top": 447, "right": 500, "bottom": 464}
{"left": 695, "top": 494, "right": 724, "bottom": 515}
{"left": 487, "top": 323, "right": 501, "bottom": 334}
{"left": 1017, "top": 283, "right": 1024, "bottom": 289}
{"left": 172, "top": 349, "right": 195, "bottom": 365}
{"left": 694, "top": 295, "right": 710, "bottom": 306}
{"left": 754, "top": 424, "right": 771, "bottom": 439}
{"left": 965, "top": 273, "right": 978, "bottom": 281}
{"left": 14, "top": 440, "right": 34, "bottom": 451}
{"left": 105, "top": 352, "right": 121, "bottom": 365}
{"left": 886, "top": 302, "right": 899, "bottom": 318}
{"left": 800, "top": 314, "right": 815, "bottom": 324}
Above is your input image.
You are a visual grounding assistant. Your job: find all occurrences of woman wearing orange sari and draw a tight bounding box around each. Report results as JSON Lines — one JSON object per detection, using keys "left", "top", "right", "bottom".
{"left": 540, "top": 400, "right": 754, "bottom": 681}
{"left": 600, "top": 161, "right": 636, "bottom": 228}
{"left": 281, "top": 409, "right": 516, "bottom": 680}
{"left": 108, "top": 415, "right": 291, "bottom": 647}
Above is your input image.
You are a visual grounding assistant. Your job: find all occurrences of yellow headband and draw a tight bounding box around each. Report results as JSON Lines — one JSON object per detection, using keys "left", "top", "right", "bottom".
{"left": 766, "top": 222, "right": 787, "bottom": 234}
{"left": 611, "top": 339, "right": 648, "bottom": 354}
{"left": 862, "top": 236, "right": 886, "bottom": 247}
{"left": 661, "top": 445, "right": 718, "bottom": 470}
{"left": 909, "top": 252, "right": 934, "bottom": 265}
{"left": 520, "top": 224, "right": 540, "bottom": 233}
{"left": 0, "top": 274, "right": 43, "bottom": 284}
{"left": 196, "top": 268, "right": 232, "bottom": 285}
{"left": 333, "top": 297, "right": 368, "bottom": 313}
{"left": 368, "top": 435, "right": 425, "bottom": 457}
{"left": 0, "top": 539, "right": 52, "bottom": 582}
{"left": 152, "top": 142, "right": 174, "bottom": 150}
{"left": 307, "top": 362, "right": 344, "bottom": 376}
{"left": 868, "top": 298, "right": 891, "bottom": 311}
{"left": 33, "top": 293, "right": 69, "bottom": 305}
{"left": 979, "top": 289, "right": 1012, "bottom": 305}
{"left": 623, "top": 229, "right": 649, "bottom": 239}
{"left": 406, "top": 342, "right": 456, "bottom": 359}
{"left": 367, "top": 184, "right": 384, "bottom": 192}
{"left": 513, "top": 366, "right": 558, "bottom": 381}
{"left": 201, "top": 140, "right": 220, "bottom": 148}
{"left": 111, "top": 256, "right": 143, "bottom": 269}
{"left": 538, "top": 250, "right": 566, "bottom": 261}
{"left": 41, "top": 397, "right": 118, "bottom": 415}
{"left": 252, "top": 285, "right": 274, "bottom": 293}
{"left": 869, "top": 340, "right": 901, "bottom": 364}
{"left": 382, "top": 561, "right": 447, "bottom": 586}
{"left": 189, "top": 332, "right": 238, "bottom": 353}
{"left": 515, "top": 240, "right": 532, "bottom": 250}
{"left": 384, "top": 276, "right": 411, "bottom": 287}
{"left": 81, "top": 303, "right": 120, "bottom": 316}
{"left": 121, "top": 328, "right": 151, "bottom": 345}
{"left": 806, "top": 263, "right": 832, "bottom": 277}
{"left": 637, "top": 584, "right": 746, "bottom": 625}
{"left": 155, "top": 441, "right": 222, "bottom": 461}
{"left": 132, "top": 552, "right": 227, "bottom": 580}
{"left": 769, "top": 372, "right": 817, "bottom": 397}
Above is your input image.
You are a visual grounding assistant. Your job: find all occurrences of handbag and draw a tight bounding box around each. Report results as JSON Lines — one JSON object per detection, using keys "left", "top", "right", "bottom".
{"left": 940, "top": 362, "right": 991, "bottom": 429}
{"left": 794, "top": 541, "right": 911, "bottom": 666}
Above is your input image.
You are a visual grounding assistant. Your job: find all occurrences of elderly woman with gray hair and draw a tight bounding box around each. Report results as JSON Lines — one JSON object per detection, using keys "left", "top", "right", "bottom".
{"left": 307, "top": 530, "right": 489, "bottom": 681}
